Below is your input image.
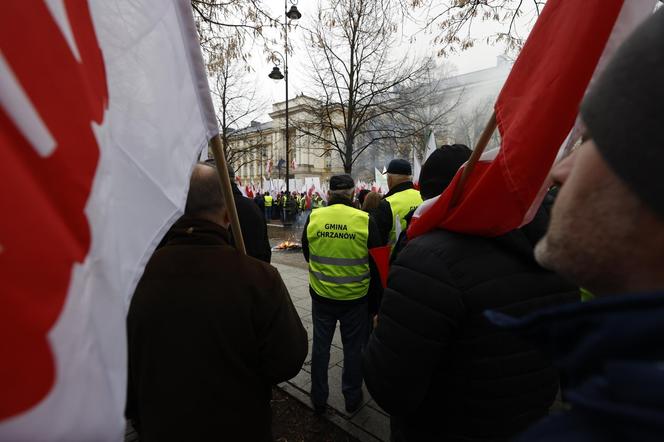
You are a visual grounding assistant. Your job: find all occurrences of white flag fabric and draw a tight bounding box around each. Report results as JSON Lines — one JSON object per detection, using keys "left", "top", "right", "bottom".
{"left": 0, "top": 1, "right": 217, "bottom": 440}
{"left": 412, "top": 148, "right": 422, "bottom": 185}
{"left": 424, "top": 130, "right": 437, "bottom": 161}
{"left": 374, "top": 168, "right": 388, "bottom": 193}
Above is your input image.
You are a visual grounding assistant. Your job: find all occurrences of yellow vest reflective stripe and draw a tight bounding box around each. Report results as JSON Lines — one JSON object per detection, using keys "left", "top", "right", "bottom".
{"left": 385, "top": 188, "right": 423, "bottom": 245}
{"left": 264, "top": 196, "right": 273, "bottom": 206}
{"left": 307, "top": 204, "right": 370, "bottom": 301}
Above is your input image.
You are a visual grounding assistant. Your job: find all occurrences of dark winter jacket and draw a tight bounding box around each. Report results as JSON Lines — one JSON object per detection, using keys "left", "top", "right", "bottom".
{"left": 254, "top": 194, "right": 265, "bottom": 211}
{"left": 362, "top": 225, "right": 579, "bottom": 441}
{"left": 230, "top": 183, "right": 271, "bottom": 263}
{"left": 489, "top": 291, "right": 664, "bottom": 442}
{"left": 126, "top": 217, "right": 307, "bottom": 442}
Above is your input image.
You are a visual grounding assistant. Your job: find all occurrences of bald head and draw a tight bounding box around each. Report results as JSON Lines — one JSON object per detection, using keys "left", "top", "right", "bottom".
{"left": 185, "top": 163, "right": 226, "bottom": 222}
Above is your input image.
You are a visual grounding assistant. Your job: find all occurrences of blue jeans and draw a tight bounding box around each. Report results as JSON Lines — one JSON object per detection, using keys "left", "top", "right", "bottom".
{"left": 264, "top": 206, "right": 272, "bottom": 220}
{"left": 310, "top": 297, "right": 368, "bottom": 407}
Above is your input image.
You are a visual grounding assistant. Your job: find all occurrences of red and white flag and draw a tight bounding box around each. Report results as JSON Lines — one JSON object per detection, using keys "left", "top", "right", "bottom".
{"left": 408, "top": 0, "right": 656, "bottom": 239}
{"left": 412, "top": 148, "right": 422, "bottom": 187}
{"left": 1, "top": 0, "right": 218, "bottom": 439}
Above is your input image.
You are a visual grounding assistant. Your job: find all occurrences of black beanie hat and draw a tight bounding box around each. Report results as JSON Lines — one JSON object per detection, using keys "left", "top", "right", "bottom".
{"left": 580, "top": 8, "right": 664, "bottom": 217}
{"left": 329, "top": 174, "right": 355, "bottom": 190}
{"left": 419, "top": 144, "right": 472, "bottom": 200}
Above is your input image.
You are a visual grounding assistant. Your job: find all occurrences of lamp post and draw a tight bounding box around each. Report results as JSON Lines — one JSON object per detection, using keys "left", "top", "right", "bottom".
{"left": 268, "top": 0, "right": 301, "bottom": 197}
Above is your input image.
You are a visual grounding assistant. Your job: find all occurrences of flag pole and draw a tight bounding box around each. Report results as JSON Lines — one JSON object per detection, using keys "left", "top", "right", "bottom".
{"left": 449, "top": 111, "right": 497, "bottom": 207}
{"left": 209, "top": 134, "right": 247, "bottom": 255}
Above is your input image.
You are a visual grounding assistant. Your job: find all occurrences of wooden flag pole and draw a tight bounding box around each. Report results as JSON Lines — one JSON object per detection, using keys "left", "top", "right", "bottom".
{"left": 209, "top": 134, "right": 247, "bottom": 255}
{"left": 449, "top": 111, "right": 497, "bottom": 207}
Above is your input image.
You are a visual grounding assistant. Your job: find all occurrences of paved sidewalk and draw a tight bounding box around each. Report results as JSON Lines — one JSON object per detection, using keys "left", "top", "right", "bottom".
{"left": 272, "top": 262, "right": 390, "bottom": 442}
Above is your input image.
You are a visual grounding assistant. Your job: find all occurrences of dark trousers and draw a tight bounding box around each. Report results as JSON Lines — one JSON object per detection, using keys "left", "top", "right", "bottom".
{"left": 311, "top": 297, "right": 368, "bottom": 407}
{"left": 264, "top": 206, "right": 272, "bottom": 220}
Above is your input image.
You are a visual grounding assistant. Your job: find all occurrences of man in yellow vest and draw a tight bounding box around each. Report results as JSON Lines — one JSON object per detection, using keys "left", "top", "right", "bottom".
{"left": 372, "top": 159, "right": 423, "bottom": 247}
{"left": 263, "top": 191, "right": 273, "bottom": 220}
{"left": 301, "top": 175, "right": 382, "bottom": 415}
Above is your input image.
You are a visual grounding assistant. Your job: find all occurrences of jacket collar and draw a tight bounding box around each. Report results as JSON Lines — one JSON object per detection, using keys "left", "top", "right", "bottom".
{"left": 488, "top": 291, "right": 664, "bottom": 427}
{"left": 383, "top": 181, "right": 414, "bottom": 199}
{"left": 161, "top": 215, "right": 231, "bottom": 247}
{"left": 327, "top": 195, "right": 354, "bottom": 207}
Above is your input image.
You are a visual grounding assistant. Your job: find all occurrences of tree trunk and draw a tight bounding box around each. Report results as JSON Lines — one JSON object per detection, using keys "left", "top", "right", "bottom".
{"left": 344, "top": 143, "right": 353, "bottom": 174}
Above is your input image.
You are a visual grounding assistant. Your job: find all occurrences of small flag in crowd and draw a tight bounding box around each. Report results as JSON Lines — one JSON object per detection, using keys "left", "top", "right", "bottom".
{"left": 1, "top": 0, "right": 218, "bottom": 439}
{"left": 408, "top": 0, "right": 656, "bottom": 239}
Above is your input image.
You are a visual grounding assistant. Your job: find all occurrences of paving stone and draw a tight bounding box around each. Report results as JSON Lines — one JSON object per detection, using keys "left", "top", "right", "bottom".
{"left": 328, "top": 345, "right": 344, "bottom": 368}
{"left": 302, "top": 338, "right": 313, "bottom": 364}
{"left": 301, "top": 319, "right": 314, "bottom": 342}
{"left": 296, "top": 306, "right": 312, "bottom": 319}
{"left": 289, "top": 368, "right": 311, "bottom": 392}
{"left": 332, "top": 325, "right": 343, "bottom": 348}
{"left": 350, "top": 404, "right": 391, "bottom": 441}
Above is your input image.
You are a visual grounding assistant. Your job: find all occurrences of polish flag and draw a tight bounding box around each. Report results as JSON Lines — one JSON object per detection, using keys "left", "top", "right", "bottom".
{"left": 1, "top": 1, "right": 217, "bottom": 439}
{"left": 408, "top": 0, "right": 656, "bottom": 239}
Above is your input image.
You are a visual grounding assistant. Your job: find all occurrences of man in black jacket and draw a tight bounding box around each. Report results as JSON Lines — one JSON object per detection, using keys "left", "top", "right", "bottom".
{"left": 363, "top": 180, "right": 578, "bottom": 438}
{"left": 371, "top": 159, "right": 423, "bottom": 246}
{"left": 205, "top": 162, "right": 271, "bottom": 262}
{"left": 229, "top": 176, "right": 271, "bottom": 263}
{"left": 126, "top": 163, "right": 307, "bottom": 441}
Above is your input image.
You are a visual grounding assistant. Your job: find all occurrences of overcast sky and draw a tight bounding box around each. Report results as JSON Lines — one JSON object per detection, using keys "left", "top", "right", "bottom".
{"left": 237, "top": 1, "right": 539, "bottom": 124}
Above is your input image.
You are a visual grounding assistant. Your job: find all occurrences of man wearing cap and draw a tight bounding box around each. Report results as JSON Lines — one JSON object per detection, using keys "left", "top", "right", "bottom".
{"left": 491, "top": 9, "right": 664, "bottom": 441}
{"left": 372, "top": 159, "right": 423, "bottom": 247}
{"left": 301, "top": 174, "right": 382, "bottom": 414}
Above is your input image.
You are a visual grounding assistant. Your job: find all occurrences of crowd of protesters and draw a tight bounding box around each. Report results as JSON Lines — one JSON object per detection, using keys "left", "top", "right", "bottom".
{"left": 253, "top": 190, "right": 325, "bottom": 225}
{"left": 126, "top": 10, "right": 664, "bottom": 442}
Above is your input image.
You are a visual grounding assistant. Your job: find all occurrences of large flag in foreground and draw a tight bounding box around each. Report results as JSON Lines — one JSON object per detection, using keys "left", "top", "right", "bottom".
{"left": 0, "top": 1, "right": 217, "bottom": 439}
{"left": 408, "top": 0, "right": 656, "bottom": 239}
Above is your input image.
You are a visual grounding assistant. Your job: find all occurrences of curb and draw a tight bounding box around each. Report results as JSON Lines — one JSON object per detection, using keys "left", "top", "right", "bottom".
{"left": 277, "top": 382, "right": 382, "bottom": 442}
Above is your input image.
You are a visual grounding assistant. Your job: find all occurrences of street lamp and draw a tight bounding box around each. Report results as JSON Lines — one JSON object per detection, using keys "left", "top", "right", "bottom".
{"left": 268, "top": 0, "right": 301, "bottom": 198}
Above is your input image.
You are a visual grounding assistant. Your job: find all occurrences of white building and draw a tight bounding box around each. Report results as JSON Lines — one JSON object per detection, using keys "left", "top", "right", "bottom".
{"left": 230, "top": 95, "right": 344, "bottom": 184}
{"left": 228, "top": 56, "right": 513, "bottom": 184}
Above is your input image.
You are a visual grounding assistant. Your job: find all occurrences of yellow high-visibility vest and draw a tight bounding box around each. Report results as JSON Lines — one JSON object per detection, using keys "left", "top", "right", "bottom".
{"left": 385, "top": 188, "right": 422, "bottom": 245}
{"left": 306, "top": 204, "right": 370, "bottom": 301}
{"left": 264, "top": 195, "right": 273, "bottom": 207}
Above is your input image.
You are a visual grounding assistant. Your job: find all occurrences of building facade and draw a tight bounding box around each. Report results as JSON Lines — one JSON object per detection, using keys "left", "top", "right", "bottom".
{"left": 230, "top": 95, "right": 345, "bottom": 184}
{"left": 228, "top": 56, "right": 513, "bottom": 184}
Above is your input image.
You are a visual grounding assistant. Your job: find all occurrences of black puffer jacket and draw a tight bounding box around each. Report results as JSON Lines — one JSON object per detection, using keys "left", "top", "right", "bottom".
{"left": 362, "top": 227, "right": 579, "bottom": 441}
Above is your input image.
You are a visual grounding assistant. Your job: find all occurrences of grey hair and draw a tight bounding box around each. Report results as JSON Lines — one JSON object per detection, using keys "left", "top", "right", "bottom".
{"left": 185, "top": 162, "right": 225, "bottom": 217}
{"left": 329, "top": 188, "right": 354, "bottom": 200}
